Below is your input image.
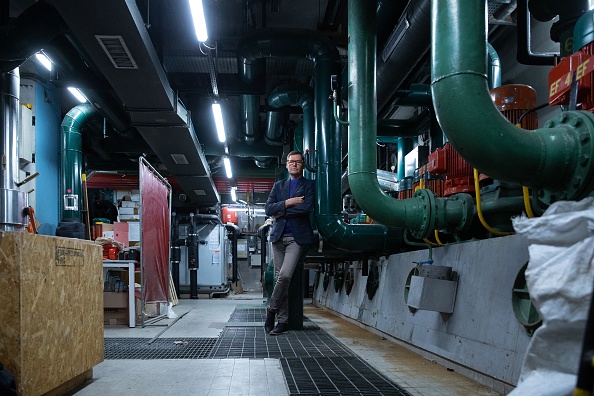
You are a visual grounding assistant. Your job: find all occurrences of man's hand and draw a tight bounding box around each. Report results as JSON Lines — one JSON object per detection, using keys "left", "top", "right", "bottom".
{"left": 285, "top": 196, "right": 305, "bottom": 208}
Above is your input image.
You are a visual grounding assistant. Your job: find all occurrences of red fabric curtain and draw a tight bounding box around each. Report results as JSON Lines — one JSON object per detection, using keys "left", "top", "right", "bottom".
{"left": 140, "top": 161, "right": 170, "bottom": 303}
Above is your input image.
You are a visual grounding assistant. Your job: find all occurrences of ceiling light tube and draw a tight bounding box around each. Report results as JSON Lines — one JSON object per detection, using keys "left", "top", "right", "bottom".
{"left": 231, "top": 186, "right": 237, "bottom": 202}
{"left": 212, "top": 103, "right": 226, "bottom": 143}
{"left": 35, "top": 52, "right": 52, "bottom": 71}
{"left": 189, "top": 0, "right": 208, "bottom": 42}
{"left": 223, "top": 157, "right": 233, "bottom": 178}
{"left": 67, "top": 87, "right": 87, "bottom": 103}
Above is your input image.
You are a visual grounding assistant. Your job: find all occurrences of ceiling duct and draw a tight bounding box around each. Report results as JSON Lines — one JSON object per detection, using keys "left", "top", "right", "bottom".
{"left": 96, "top": 35, "right": 138, "bottom": 69}
{"left": 47, "top": 0, "right": 218, "bottom": 205}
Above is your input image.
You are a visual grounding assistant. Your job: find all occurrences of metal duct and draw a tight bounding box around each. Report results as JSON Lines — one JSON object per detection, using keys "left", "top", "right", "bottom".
{"left": 0, "top": 2, "right": 68, "bottom": 72}
{"left": 264, "top": 111, "right": 286, "bottom": 146}
{"left": 376, "top": 0, "right": 431, "bottom": 114}
{"left": 0, "top": 69, "right": 26, "bottom": 230}
{"left": 431, "top": 0, "right": 594, "bottom": 201}
{"left": 347, "top": 0, "right": 473, "bottom": 238}
{"left": 237, "top": 28, "right": 339, "bottom": 156}
{"left": 60, "top": 104, "right": 97, "bottom": 221}
{"left": 268, "top": 81, "right": 314, "bottom": 166}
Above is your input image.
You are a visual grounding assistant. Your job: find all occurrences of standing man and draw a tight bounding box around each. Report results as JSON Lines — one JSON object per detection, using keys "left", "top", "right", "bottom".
{"left": 264, "top": 150, "right": 315, "bottom": 335}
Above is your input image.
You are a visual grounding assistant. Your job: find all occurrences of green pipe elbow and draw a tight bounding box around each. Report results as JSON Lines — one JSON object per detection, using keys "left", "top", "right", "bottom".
{"left": 431, "top": 0, "right": 594, "bottom": 200}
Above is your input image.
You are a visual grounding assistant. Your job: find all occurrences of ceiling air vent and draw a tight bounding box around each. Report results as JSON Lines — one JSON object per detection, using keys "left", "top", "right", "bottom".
{"left": 96, "top": 35, "right": 138, "bottom": 69}
{"left": 170, "top": 154, "right": 189, "bottom": 165}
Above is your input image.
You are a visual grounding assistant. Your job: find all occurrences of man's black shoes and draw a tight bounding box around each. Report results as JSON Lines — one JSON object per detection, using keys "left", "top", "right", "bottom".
{"left": 264, "top": 308, "right": 276, "bottom": 334}
{"left": 269, "top": 322, "right": 289, "bottom": 335}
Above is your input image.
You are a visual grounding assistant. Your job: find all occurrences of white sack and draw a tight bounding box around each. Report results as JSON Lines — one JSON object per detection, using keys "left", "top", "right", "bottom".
{"left": 509, "top": 198, "right": 594, "bottom": 396}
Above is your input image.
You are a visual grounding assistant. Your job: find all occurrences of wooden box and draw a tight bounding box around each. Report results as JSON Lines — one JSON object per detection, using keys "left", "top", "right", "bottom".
{"left": 0, "top": 232, "right": 104, "bottom": 396}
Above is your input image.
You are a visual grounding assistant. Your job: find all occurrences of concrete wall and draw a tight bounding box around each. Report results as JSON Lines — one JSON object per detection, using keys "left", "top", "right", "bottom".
{"left": 314, "top": 235, "right": 532, "bottom": 390}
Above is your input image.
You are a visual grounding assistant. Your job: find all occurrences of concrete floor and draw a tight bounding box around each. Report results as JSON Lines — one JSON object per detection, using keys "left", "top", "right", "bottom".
{"left": 73, "top": 293, "right": 503, "bottom": 396}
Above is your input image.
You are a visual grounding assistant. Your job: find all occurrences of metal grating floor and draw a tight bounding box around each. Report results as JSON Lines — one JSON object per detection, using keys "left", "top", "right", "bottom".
{"left": 103, "top": 307, "right": 412, "bottom": 395}
{"left": 282, "top": 356, "right": 412, "bottom": 396}
{"left": 104, "top": 338, "right": 217, "bottom": 359}
{"left": 210, "top": 327, "right": 352, "bottom": 358}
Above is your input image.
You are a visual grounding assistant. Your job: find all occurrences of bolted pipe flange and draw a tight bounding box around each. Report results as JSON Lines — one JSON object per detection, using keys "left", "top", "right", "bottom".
{"left": 411, "top": 189, "right": 436, "bottom": 239}
{"left": 539, "top": 111, "right": 594, "bottom": 203}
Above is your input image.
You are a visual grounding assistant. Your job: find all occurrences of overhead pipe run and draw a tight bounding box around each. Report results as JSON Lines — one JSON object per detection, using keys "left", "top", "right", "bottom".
{"left": 347, "top": 0, "right": 473, "bottom": 239}
{"left": 236, "top": 28, "right": 403, "bottom": 252}
{"left": 431, "top": 0, "right": 594, "bottom": 203}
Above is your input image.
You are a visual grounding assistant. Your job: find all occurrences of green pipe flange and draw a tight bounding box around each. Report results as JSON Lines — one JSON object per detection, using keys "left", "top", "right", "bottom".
{"left": 539, "top": 111, "right": 594, "bottom": 203}
{"left": 411, "top": 189, "right": 436, "bottom": 240}
{"left": 444, "top": 193, "right": 474, "bottom": 234}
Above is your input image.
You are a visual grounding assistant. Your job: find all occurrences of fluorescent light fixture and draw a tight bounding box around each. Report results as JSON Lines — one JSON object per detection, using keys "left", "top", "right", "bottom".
{"left": 212, "top": 103, "right": 226, "bottom": 142}
{"left": 67, "top": 87, "right": 87, "bottom": 103}
{"left": 223, "top": 157, "right": 233, "bottom": 178}
{"left": 231, "top": 187, "right": 237, "bottom": 202}
{"left": 189, "top": 0, "right": 208, "bottom": 42}
{"left": 35, "top": 52, "right": 52, "bottom": 71}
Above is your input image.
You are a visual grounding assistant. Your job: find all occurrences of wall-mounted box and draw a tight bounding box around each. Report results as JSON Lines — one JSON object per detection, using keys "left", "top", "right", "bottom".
{"left": 407, "top": 267, "right": 458, "bottom": 313}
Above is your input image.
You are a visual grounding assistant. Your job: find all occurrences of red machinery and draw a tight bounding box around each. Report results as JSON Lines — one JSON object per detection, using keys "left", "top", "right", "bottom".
{"left": 548, "top": 42, "right": 594, "bottom": 111}
{"left": 427, "top": 84, "right": 537, "bottom": 195}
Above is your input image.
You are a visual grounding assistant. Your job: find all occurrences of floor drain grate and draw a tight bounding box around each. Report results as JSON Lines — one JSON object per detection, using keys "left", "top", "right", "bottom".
{"left": 281, "top": 356, "right": 412, "bottom": 395}
{"left": 210, "top": 327, "right": 354, "bottom": 359}
{"left": 104, "top": 338, "right": 217, "bottom": 359}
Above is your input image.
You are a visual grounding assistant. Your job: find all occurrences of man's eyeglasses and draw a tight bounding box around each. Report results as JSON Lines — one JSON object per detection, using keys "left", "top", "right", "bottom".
{"left": 287, "top": 160, "right": 303, "bottom": 165}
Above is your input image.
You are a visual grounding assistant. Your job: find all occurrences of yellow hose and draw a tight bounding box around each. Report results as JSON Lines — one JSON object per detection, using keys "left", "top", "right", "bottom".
{"left": 522, "top": 186, "right": 535, "bottom": 218}
{"left": 473, "top": 169, "right": 512, "bottom": 236}
{"left": 422, "top": 238, "right": 439, "bottom": 247}
{"left": 434, "top": 230, "right": 444, "bottom": 246}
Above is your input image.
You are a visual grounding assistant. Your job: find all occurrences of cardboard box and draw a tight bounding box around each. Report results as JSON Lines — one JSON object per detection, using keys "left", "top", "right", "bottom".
{"left": 114, "top": 231, "right": 129, "bottom": 247}
{"left": 102, "top": 224, "right": 114, "bottom": 232}
{"left": 103, "top": 292, "right": 128, "bottom": 308}
{"left": 119, "top": 207, "right": 136, "bottom": 215}
{"left": 113, "top": 222, "right": 129, "bottom": 233}
{"left": 102, "top": 231, "right": 114, "bottom": 239}
{"left": 104, "top": 308, "right": 129, "bottom": 325}
{"left": 120, "top": 201, "right": 138, "bottom": 208}
{"left": 128, "top": 221, "right": 140, "bottom": 241}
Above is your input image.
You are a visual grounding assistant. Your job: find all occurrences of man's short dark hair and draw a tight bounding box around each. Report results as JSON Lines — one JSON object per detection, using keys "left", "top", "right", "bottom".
{"left": 287, "top": 150, "right": 304, "bottom": 161}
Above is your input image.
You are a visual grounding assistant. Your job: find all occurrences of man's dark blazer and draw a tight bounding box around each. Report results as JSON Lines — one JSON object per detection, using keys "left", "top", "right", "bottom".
{"left": 265, "top": 177, "right": 315, "bottom": 245}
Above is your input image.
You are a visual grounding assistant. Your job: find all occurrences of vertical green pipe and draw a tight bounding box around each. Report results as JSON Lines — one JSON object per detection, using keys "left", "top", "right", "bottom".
{"left": 431, "top": 0, "right": 594, "bottom": 198}
{"left": 60, "top": 103, "right": 95, "bottom": 220}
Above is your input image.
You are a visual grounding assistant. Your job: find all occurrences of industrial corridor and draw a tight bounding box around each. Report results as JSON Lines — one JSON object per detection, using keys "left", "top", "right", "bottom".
{"left": 75, "top": 295, "right": 499, "bottom": 396}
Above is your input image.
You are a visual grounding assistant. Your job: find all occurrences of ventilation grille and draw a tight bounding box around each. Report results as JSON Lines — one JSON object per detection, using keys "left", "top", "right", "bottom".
{"left": 171, "top": 153, "right": 189, "bottom": 165}
{"left": 96, "top": 35, "right": 138, "bottom": 69}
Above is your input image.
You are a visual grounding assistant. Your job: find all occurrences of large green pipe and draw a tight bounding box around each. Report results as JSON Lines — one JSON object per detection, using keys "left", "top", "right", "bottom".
{"left": 238, "top": 29, "right": 402, "bottom": 251}
{"left": 61, "top": 104, "right": 96, "bottom": 220}
{"left": 347, "top": 0, "right": 473, "bottom": 238}
{"left": 431, "top": 0, "right": 594, "bottom": 201}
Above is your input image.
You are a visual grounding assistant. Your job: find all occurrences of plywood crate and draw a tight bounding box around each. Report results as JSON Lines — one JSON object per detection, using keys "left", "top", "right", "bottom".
{"left": 0, "top": 232, "right": 104, "bottom": 396}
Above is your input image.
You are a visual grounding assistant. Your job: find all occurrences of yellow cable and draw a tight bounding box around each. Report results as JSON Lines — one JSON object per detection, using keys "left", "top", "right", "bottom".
{"left": 434, "top": 230, "right": 444, "bottom": 246}
{"left": 422, "top": 238, "right": 439, "bottom": 247}
{"left": 572, "top": 389, "right": 592, "bottom": 396}
{"left": 473, "top": 169, "right": 512, "bottom": 236}
{"left": 522, "top": 186, "right": 535, "bottom": 218}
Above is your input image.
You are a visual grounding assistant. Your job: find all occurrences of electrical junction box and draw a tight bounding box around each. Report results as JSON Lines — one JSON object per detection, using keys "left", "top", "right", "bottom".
{"left": 407, "top": 266, "right": 458, "bottom": 313}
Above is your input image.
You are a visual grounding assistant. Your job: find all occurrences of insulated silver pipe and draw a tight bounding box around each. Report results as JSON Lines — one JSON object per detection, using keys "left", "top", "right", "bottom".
{"left": 0, "top": 68, "right": 27, "bottom": 230}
